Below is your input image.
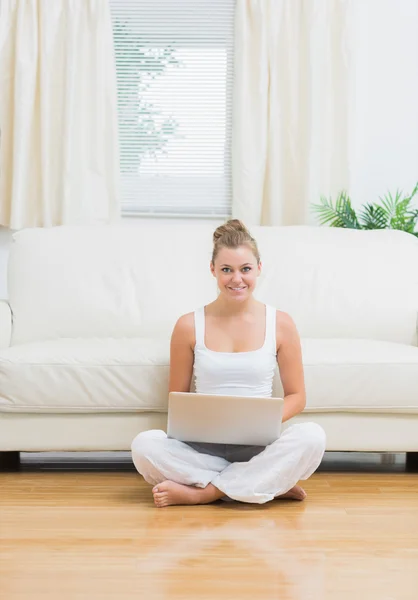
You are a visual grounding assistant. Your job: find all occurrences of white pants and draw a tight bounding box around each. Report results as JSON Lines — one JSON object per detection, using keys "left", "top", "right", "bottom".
{"left": 131, "top": 422, "right": 326, "bottom": 504}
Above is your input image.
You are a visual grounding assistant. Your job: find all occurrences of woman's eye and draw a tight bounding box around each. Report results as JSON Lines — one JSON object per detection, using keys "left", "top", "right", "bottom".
{"left": 221, "top": 267, "right": 251, "bottom": 273}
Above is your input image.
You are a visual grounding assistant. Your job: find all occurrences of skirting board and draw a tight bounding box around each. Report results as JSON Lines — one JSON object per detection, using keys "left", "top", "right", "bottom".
{"left": 0, "top": 412, "right": 418, "bottom": 453}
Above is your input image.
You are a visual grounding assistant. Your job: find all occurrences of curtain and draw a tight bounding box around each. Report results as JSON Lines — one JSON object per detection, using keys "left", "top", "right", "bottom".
{"left": 232, "top": 0, "right": 354, "bottom": 226}
{"left": 0, "top": 0, "right": 120, "bottom": 228}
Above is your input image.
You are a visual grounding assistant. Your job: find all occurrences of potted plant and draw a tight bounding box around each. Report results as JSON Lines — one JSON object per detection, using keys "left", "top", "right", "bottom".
{"left": 311, "top": 183, "right": 418, "bottom": 237}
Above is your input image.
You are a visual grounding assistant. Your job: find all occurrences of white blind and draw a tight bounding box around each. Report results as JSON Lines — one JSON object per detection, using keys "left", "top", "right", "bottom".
{"left": 109, "top": 0, "right": 234, "bottom": 217}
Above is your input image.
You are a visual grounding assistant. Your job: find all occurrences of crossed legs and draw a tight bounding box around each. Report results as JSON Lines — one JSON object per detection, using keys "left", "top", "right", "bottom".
{"left": 131, "top": 423, "right": 326, "bottom": 507}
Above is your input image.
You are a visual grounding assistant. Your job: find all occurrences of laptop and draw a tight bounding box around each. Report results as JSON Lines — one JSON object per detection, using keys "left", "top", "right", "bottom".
{"left": 167, "top": 392, "right": 284, "bottom": 446}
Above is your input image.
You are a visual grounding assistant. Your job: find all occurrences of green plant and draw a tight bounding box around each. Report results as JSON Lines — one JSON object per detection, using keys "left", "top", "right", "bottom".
{"left": 311, "top": 183, "right": 418, "bottom": 237}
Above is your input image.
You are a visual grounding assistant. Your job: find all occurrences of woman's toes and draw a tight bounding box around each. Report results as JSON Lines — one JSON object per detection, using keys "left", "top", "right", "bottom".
{"left": 155, "top": 494, "right": 168, "bottom": 508}
{"left": 276, "top": 485, "right": 307, "bottom": 501}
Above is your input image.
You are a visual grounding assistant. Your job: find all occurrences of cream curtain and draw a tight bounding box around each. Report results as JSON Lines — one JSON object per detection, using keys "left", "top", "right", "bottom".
{"left": 0, "top": 0, "right": 120, "bottom": 229}
{"left": 232, "top": 0, "right": 354, "bottom": 226}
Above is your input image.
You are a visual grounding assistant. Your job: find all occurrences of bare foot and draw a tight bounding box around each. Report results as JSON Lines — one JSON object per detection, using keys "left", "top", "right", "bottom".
{"left": 152, "top": 481, "right": 223, "bottom": 508}
{"left": 276, "top": 485, "right": 307, "bottom": 501}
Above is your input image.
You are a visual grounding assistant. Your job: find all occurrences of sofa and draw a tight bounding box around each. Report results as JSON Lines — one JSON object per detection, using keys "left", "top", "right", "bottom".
{"left": 1, "top": 223, "right": 418, "bottom": 470}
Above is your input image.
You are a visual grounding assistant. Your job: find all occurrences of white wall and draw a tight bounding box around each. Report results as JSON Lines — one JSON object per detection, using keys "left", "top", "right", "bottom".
{"left": 1, "top": 0, "right": 417, "bottom": 299}
{"left": 349, "top": 0, "right": 418, "bottom": 208}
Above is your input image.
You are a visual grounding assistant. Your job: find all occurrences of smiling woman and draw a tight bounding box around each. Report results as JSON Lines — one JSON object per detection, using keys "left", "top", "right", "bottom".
{"left": 131, "top": 219, "right": 326, "bottom": 508}
{"left": 210, "top": 220, "right": 261, "bottom": 301}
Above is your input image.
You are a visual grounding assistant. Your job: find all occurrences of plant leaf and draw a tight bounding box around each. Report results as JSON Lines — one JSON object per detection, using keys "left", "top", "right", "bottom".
{"left": 311, "top": 196, "right": 343, "bottom": 227}
{"left": 312, "top": 183, "right": 418, "bottom": 236}
{"left": 311, "top": 192, "right": 360, "bottom": 228}
{"left": 358, "top": 204, "right": 388, "bottom": 229}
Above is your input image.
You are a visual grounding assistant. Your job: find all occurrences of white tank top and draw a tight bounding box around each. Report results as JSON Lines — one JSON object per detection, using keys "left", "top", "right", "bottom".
{"left": 193, "top": 304, "right": 277, "bottom": 398}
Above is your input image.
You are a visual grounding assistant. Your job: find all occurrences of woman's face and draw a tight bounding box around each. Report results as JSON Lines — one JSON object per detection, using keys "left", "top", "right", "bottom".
{"left": 210, "top": 245, "right": 261, "bottom": 301}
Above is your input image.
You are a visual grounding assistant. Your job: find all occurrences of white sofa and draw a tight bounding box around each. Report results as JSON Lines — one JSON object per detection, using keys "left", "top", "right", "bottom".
{"left": 1, "top": 223, "right": 418, "bottom": 469}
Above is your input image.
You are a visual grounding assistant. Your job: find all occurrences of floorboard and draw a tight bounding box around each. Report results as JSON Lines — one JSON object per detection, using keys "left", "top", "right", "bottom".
{"left": 1, "top": 452, "right": 417, "bottom": 600}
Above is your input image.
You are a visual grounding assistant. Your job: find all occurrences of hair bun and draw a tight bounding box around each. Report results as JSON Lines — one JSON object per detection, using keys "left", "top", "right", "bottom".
{"left": 213, "top": 219, "right": 250, "bottom": 244}
{"left": 211, "top": 219, "right": 260, "bottom": 264}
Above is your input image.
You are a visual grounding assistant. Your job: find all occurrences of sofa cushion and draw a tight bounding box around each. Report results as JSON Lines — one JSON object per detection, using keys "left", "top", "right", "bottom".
{"left": 8, "top": 224, "right": 218, "bottom": 345}
{"left": 0, "top": 338, "right": 417, "bottom": 414}
{"left": 8, "top": 225, "right": 418, "bottom": 346}
{"left": 300, "top": 339, "right": 418, "bottom": 413}
{"left": 0, "top": 338, "right": 170, "bottom": 413}
{"left": 252, "top": 226, "right": 418, "bottom": 346}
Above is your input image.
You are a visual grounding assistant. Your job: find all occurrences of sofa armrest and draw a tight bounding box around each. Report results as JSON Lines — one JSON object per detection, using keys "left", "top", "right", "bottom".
{"left": 0, "top": 300, "right": 12, "bottom": 349}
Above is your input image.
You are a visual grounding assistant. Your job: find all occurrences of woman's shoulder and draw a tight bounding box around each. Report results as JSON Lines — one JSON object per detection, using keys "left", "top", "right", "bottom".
{"left": 274, "top": 309, "right": 299, "bottom": 344}
{"left": 274, "top": 308, "right": 295, "bottom": 327}
{"left": 171, "top": 311, "right": 196, "bottom": 347}
{"left": 175, "top": 311, "right": 195, "bottom": 330}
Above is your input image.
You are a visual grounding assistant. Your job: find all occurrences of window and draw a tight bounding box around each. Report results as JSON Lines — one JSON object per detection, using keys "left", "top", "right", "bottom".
{"left": 109, "top": 0, "right": 235, "bottom": 217}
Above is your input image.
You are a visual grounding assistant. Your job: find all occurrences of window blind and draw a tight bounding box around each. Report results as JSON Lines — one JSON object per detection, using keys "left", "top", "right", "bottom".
{"left": 109, "top": 0, "right": 235, "bottom": 217}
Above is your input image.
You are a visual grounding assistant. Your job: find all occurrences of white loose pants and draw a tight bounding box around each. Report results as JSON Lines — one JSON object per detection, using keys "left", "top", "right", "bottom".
{"left": 131, "top": 422, "right": 326, "bottom": 504}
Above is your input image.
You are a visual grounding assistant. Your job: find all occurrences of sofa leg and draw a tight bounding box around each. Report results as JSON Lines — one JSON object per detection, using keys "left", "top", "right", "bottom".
{"left": 0, "top": 451, "right": 20, "bottom": 471}
{"left": 406, "top": 452, "right": 418, "bottom": 472}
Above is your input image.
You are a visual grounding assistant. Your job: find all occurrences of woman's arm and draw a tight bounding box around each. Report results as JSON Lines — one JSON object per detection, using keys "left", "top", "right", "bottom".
{"left": 276, "top": 311, "right": 306, "bottom": 423}
{"left": 168, "top": 313, "right": 195, "bottom": 393}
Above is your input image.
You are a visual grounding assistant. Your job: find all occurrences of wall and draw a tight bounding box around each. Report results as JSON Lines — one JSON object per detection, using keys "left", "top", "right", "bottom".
{"left": 350, "top": 0, "right": 418, "bottom": 205}
{"left": 1, "top": 0, "right": 417, "bottom": 299}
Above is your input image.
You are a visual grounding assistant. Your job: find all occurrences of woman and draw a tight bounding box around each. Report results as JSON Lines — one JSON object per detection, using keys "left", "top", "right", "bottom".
{"left": 131, "top": 220, "right": 326, "bottom": 507}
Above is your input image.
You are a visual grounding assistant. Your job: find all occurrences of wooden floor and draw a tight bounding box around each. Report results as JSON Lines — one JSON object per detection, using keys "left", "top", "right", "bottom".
{"left": 1, "top": 453, "right": 417, "bottom": 600}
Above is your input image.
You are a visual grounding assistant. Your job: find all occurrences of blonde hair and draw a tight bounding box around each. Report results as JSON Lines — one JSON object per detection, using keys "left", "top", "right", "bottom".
{"left": 212, "top": 219, "right": 260, "bottom": 265}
